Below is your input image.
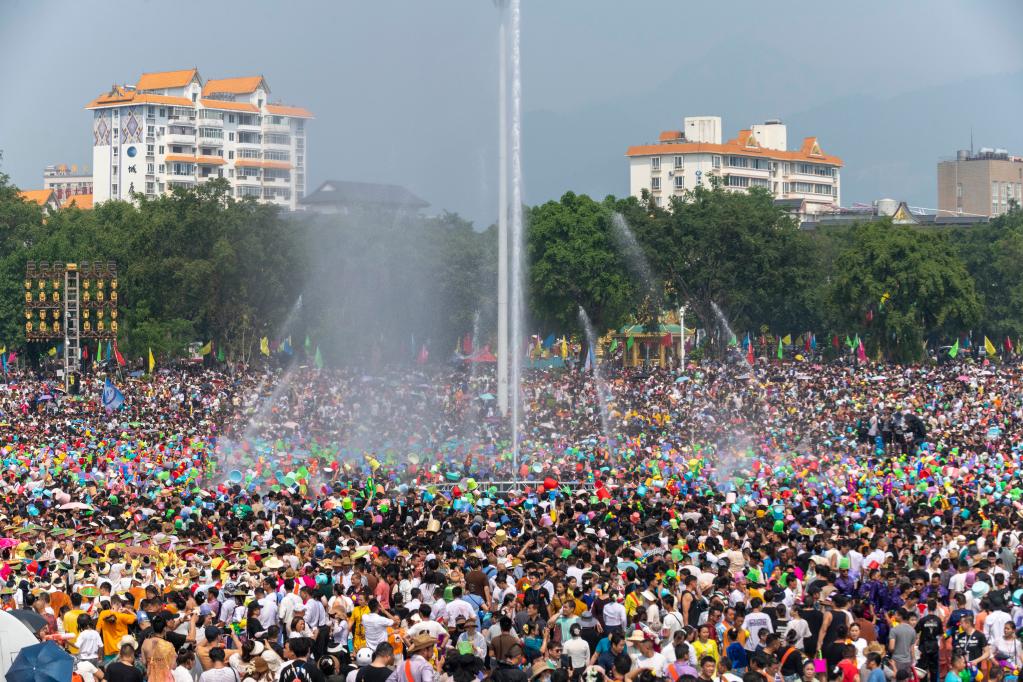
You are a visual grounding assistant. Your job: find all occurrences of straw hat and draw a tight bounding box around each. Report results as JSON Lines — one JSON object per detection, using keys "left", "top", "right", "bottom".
{"left": 406, "top": 633, "right": 438, "bottom": 654}
{"left": 264, "top": 557, "right": 284, "bottom": 570}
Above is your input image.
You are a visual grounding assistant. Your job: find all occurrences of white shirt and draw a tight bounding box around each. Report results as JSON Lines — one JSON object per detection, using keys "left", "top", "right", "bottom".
{"left": 635, "top": 652, "right": 668, "bottom": 677}
{"left": 603, "top": 601, "right": 627, "bottom": 627}
{"left": 408, "top": 619, "right": 448, "bottom": 639}
{"left": 564, "top": 637, "right": 591, "bottom": 669}
{"left": 741, "top": 612, "right": 774, "bottom": 651}
{"left": 279, "top": 592, "right": 303, "bottom": 631}
{"left": 362, "top": 612, "right": 395, "bottom": 650}
{"left": 76, "top": 661, "right": 100, "bottom": 682}
{"left": 75, "top": 630, "right": 103, "bottom": 660}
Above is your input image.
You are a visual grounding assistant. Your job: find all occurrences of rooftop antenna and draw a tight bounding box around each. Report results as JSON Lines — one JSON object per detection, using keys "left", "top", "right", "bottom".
{"left": 970, "top": 127, "right": 974, "bottom": 156}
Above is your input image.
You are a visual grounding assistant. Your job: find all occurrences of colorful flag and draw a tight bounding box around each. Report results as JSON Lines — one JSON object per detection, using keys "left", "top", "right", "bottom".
{"left": 845, "top": 335, "right": 854, "bottom": 349}
{"left": 661, "top": 332, "right": 673, "bottom": 347}
{"left": 106, "top": 341, "right": 112, "bottom": 361}
{"left": 857, "top": 338, "right": 868, "bottom": 363}
{"left": 1, "top": 354, "right": 6, "bottom": 375}
{"left": 804, "top": 335, "right": 811, "bottom": 352}
{"left": 609, "top": 338, "right": 618, "bottom": 353}
{"left": 82, "top": 345, "right": 88, "bottom": 360}
{"left": 101, "top": 378, "right": 125, "bottom": 412}
{"left": 0, "top": 345, "right": 5, "bottom": 355}
{"left": 962, "top": 336, "right": 971, "bottom": 349}
{"left": 114, "top": 344, "right": 126, "bottom": 366}
{"left": 745, "top": 333, "right": 752, "bottom": 351}
{"left": 626, "top": 336, "right": 634, "bottom": 351}
{"left": 260, "top": 337, "right": 270, "bottom": 356}
{"left": 810, "top": 334, "right": 817, "bottom": 350}
{"left": 48, "top": 346, "right": 57, "bottom": 357}
{"left": 543, "top": 333, "right": 555, "bottom": 350}
{"left": 462, "top": 333, "right": 473, "bottom": 355}
{"left": 305, "top": 335, "right": 312, "bottom": 354}
{"left": 560, "top": 337, "right": 568, "bottom": 359}
{"left": 314, "top": 346, "right": 324, "bottom": 369}
{"left": 832, "top": 335, "right": 840, "bottom": 349}
{"left": 984, "top": 336, "right": 997, "bottom": 356}
{"left": 880, "top": 291, "right": 891, "bottom": 307}
{"left": 747, "top": 342, "right": 755, "bottom": 366}
{"left": 1006, "top": 337, "right": 1014, "bottom": 352}
{"left": 416, "top": 344, "right": 428, "bottom": 365}
{"left": 781, "top": 334, "right": 792, "bottom": 346}
{"left": 777, "top": 337, "right": 783, "bottom": 360}
{"left": 949, "top": 339, "right": 959, "bottom": 358}
{"left": 282, "top": 337, "right": 293, "bottom": 355}
{"left": 728, "top": 334, "right": 737, "bottom": 347}
{"left": 200, "top": 341, "right": 212, "bottom": 356}
{"left": 148, "top": 347, "right": 155, "bottom": 373}
{"left": 217, "top": 346, "right": 225, "bottom": 362}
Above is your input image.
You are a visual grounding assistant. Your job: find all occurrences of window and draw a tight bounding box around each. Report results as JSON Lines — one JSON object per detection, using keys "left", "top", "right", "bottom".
{"left": 813, "top": 183, "right": 832, "bottom": 195}
{"left": 749, "top": 158, "right": 769, "bottom": 170}
{"left": 146, "top": 163, "right": 154, "bottom": 173}
{"left": 673, "top": 175, "right": 684, "bottom": 189}
{"left": 228, "top": 114, "right": 235, "bottom": 123}
{"left": 172, "top": 146, "right": 183, "bottom": 154}
{"left": 228, "top": 151, "right": 235, "bottom": 160}
{"left": 112, "top": 128, "right": 119, "bottom": 140}
{"left": 264, "top": 133, "right": 291, "bottom": 145}
{"left": 651, "top": 177, "right": 661, "bottom": 190}
{"left": 112, "top": 165, "right": 118, "bottom": 175}
{"left": 113, "top": 147, "right": 119, "bottom": 157}
{"left": 199, "top": 127, "right": 223, "bottom": 139}
{"left": 749, "top": 177, "right": 770, "bottom": 188}
{"left": 264, "top": 150, "right": 291, "bottom": 162}
{"left": 228, "top": 132, "right": 235, "bottom": 141}
{"left": 112, "top": 184, "right": 117, "bottom": 194}
{"left": 727, "top": 156, "right": 748, "bottom": 168}
{"left": 147, "top": 106, "right": 154, "bottom": 116}
{"left": 159, "top": 108, "right": 166, "bottom": 117}
{"left": 725, "top": 175, "right": 750, "bottom": 188}
{"left": 674, "top": 156, "right": 684, "bottom": 169}
{"left": 159, "top": 164, "right": 165, "bottom": 173}
{"left": 147, "top": 126, "right": 154, "bottom": 136}
{"left": 655, "top": 196, "right": 662, "bottom": 207}
{"left": 158, "top": 145, "right": 165, "bottom": 154}
{"left": 792, "top": 182, "right": 814, "bottom": 193}
{"left": 145, "top": 181, "right": 154, "bottom": 193}
{"left": 712, "top": 156, "right": 721, "bottom": 168}
{"left": 650, "top": 157, "right": 661, "bottom": 170}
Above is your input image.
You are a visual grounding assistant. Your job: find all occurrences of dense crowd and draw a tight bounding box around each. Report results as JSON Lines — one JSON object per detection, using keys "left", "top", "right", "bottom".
{"left": 2, "top": 356, "right": 1023, "bottom": 682}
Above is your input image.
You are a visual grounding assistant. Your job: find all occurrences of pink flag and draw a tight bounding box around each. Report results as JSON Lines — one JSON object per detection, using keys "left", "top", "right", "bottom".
{"left": 857, "top": 339, "right": 868, "bottom": 363}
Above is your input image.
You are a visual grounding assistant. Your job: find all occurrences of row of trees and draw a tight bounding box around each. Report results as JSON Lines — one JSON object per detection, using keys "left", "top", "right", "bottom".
{"left": 528, "top": 186, "right": 1021, "bottom": 362}
{"left": 2, "top": 168, "right": 1020, "bottom": 364}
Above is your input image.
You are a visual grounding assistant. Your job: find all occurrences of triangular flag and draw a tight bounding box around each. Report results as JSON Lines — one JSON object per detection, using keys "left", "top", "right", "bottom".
{"left": 781, "top": 334, "right": 792, "bottom": 346}
{"left": 304, "top": 334, "right": 312, "bottom": 353}
{"left": 560, "top": 337, "right": 568, "bottom": 359}
{"left": 777, "top": 337, "right": 783, "bottom": 360}
{"left": 857, "top": 338, "right": 868, "bottom": 363}
{"left": 82, "top": 345, "right": 88, "bottom": 360}
{"left": 1005, "top": 337, "right": 1014, "bottom": 352}
{"left": 984, "top": 336, "right": 996, "bottom": 356}
{"left": 314, "top": 346, "right": 324, "bottom": 369}
{"left": 148, "top": 347, "right": 155, "bottom": 373}
{"left": 747, "top": 342, "right": 755, "bottom": 366}
{"left": 880, "top": 291, "right": 891, "bottom": 308}
{"left": 948, "top": 339, "right": 959, "bottom": 358}
{"left": 217, "top": 346, "right": 225, "bottom": 362}
{"left": 114, "top": 344, "right": 126, "bottom": 366}
{"left": 832, "top": 335, "right": 839, "bottom": 349}
{"left": 626, "top": 336, "right": 634, "bottom": 351}
{"left": 609, "top": 338, "right": 618, "bottom": 353}
{"left": 48, "top": 346, "right": 57, "bottom": 357}
{"left": 106, "top": 341, "right": 112, "bottom": 361}
{"left": 542, "top": 333, "right": 555, "bottom": 350}
{"left": 259, "top": 337, "right": 270, "bottom": 356}
{"left": 845, "top": 335, "right": 854, "bottom": 349}
{"left": 200, "top": 341, "right": 212, "bottom": 356}
{"left": 0, "top": 345, "right": 5, "bottom": 355}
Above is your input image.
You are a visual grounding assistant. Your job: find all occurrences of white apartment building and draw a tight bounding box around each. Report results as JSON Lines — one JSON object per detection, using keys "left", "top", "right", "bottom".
{"left": 86, "top": 69, "right": 311, "bottom": 210}
{"left": 627, "top": 116, "right": 842, "bottom": 214}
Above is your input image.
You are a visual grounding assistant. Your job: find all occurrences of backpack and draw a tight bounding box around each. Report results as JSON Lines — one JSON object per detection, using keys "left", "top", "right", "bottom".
{"left": 687, "top": 591, "right": 709, "bottom": 626}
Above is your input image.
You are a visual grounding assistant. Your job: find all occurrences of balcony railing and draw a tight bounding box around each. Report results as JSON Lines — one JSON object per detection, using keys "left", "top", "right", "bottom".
{"left": 261, "top": 122, "right": 291, "bottom": 134}
{"left": 197, "top": 117, "right": 223, "bottom": 127}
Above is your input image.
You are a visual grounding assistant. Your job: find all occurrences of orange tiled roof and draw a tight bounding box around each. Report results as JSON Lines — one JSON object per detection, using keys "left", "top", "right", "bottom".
{"left": 202, "top": 76, "right": 266, "bottom": 96}
{"left": 196, "top": 156, "right": 225, "bottom": 165}
{"left": 266, "top": 103, "right": 313, "bottom": 119}
{"left": 659, "top": 130, "right": 682, "bottom": 142}
{"left": 19, "top": 189, "right": 55, "bottom": 206}
{"left": 61, "top": 193, "right": 93, "bottom": 210}
{"left": 85, "top": 88, "right": 192, "bottom": 109}
{"left": 136, "top": 69, "right": 198, "bottom": 91}
{"left": 165, "top": 155, "right": 197, "bottom": 163}
{"left": 199, "top": 98, "right": 259, "bottom": 113}
{"left": 626, "top": 129, "right": 843, "bottom": 166}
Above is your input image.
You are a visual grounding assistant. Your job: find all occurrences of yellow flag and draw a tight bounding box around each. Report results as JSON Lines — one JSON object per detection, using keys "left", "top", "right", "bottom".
{"left": 0, "top": 345, "right": 5, "bottom": 354}
{"left": 48, "top": 346, "right": 57, "bottom": 357}
{"left": 148, "top": 347, "right": 155, "bottom": 373}
{"left": 781, "top": 334, "right": 792, "bottom": 345}
{"left": 985, "top": 336, "right": 997, "bottom": 356}
{"left": 260, "top": 337, "right": 270, "bottom": 356}
{"left": 560, "top": 337, "right": 568, "bottom": 359}
{"left": 200, "top": 341, "right": 212, "bottom": 356}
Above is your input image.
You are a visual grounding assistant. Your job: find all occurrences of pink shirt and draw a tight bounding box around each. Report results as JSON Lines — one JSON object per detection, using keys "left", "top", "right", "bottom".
{"left": 374, "top": 579, "right": 391, "bottom": 609}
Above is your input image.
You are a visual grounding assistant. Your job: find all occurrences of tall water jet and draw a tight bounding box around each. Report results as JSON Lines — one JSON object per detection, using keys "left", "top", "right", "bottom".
{"left": 611, "top": 213, "right": 657, "bottom": 297}
{"left": 509, "top": 0, "right": 524, "bottom": 470}
{"left": 578, "top": 306, "right": 612, "bottom": 446}
{"left": 495, "top": 0, "right": 509, "bottom": 419}
{"left": 710, "top": 300, "right": 750, "bottom": 366}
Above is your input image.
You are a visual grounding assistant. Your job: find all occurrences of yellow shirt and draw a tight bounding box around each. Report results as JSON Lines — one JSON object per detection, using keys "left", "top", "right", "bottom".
{"left": 97, "top": 610, "right": 136, "bottom": 656}
{"left": 64, "top": 609, "right": 86, "bottom": 654}
{"left": 693, "top": 638, "right": 720, "bottom": 663}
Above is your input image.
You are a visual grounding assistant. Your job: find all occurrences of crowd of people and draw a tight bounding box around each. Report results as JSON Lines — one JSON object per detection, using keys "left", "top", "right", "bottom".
{"left": 2, "top": 355, "right": 1023, "bottom": 682}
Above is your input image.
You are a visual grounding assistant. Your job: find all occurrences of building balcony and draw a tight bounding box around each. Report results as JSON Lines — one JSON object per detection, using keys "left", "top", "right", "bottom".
{"left": 197, "top": 117, "right": 223, "bottom": 127}
{"left": 261, "top": 122, "right": 291, "bottom": 134}
{"left": 167, "top": 115, "right": 196, "bottom": 126}
{"left": 262, "top": 138, "right": 291, "bottom": 149}
{"left": 237, "top": 121, "right": 261, "bottom": 132}
{"left": 165, "top": 133, "right": 196, "bottom": 146}
{"left": 198, "top": 135, "right": 224, "bottom": 146}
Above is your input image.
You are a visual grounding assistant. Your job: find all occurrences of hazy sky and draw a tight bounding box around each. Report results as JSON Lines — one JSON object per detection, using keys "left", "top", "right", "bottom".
{"left": 1, "top": 0, "right": 1021, "bottom": 225}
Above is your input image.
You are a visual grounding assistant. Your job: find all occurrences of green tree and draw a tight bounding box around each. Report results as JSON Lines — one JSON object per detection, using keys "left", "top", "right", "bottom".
{"left": 526, "top": 192, "right": 637, "bottom": 337}
{"left": 631, "top": 184, "right": 819, "bottom": 351}
{"left": 824, "top": 220, "right": 981, "bottom": 361}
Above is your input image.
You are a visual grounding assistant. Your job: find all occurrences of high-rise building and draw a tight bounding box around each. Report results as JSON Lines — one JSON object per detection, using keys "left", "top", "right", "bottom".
{"left": 626, "top": 116, "right": 842, "bottom": 215}
{"left": 86, "top": 69, "right": 312, "bottom": 210}
{"left": 937, "top": 149, "right": 1023, "bottom": 218}
{"left": 43, "top": 163, "right": 93, "bottom": 205}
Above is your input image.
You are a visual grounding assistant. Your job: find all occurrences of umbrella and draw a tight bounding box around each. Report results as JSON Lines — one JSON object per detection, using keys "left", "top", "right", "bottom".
{"left": 5, "top": 610, "right": 47, "bottom": 634}
{"left": 57, "top": 502, "right": 93, "bottom": 511}
{"left": 6, "top": 641, "right": 73, "bottom": 682}
{"left": 478, "top": 393, "right": 496, "bottom": 401}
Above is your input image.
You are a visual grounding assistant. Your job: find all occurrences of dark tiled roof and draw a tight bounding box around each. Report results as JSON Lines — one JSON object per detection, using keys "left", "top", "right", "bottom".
{"left": 300, "top": 180, "right": 429, "bottom": 209}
